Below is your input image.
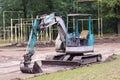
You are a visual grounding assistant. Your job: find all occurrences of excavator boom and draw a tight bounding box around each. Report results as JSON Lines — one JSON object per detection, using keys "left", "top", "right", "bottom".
{"left": 20, "top": 19, "right": 42, "bottom": 73}
{"left": 20, "top": 13, "right": 68, "bottom": 73}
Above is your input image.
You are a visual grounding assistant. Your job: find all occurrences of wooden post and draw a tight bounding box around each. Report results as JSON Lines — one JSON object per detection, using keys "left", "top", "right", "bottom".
{"left": 46, "top": 27, "right": 48, "bottom": 42}
{"left": 15, "top": 25, "right": 17, "bottom": 42}
{"left": 49, "top": 27, "right": 52, "bottom": 41}
{"left": 82, "top": 19, "right": 84, "bottom": 30}
{"left": 20, "top": 18, "right": 23, "bottom": 42}
{"left": 101, "top": 18, "right": 103, "bottom": 37}
{"left": 98, "top": 18, "right": 100, "bottom": 38}
{"left": 11, "top": 19, "right": 13, "bottom": 42}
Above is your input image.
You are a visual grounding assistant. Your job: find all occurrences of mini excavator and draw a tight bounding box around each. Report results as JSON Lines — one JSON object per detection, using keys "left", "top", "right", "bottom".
{"left": 20, "top": 13, "right": 101, "bottom": 73}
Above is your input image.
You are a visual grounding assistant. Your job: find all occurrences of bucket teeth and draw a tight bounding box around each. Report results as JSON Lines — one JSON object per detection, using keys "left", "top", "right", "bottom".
{"left": 20, "top": 61, "right": 42, "bottom": 74}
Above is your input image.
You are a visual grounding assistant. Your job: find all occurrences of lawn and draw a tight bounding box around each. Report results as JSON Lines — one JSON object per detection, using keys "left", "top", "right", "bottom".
{"left": 27, "top": 55, "right": 120, "bottom": 80}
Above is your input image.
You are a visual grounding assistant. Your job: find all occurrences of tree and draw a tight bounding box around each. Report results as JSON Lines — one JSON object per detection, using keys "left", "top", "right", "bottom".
{"left": 22, "top": 0, "right": 27, "bottom": 18}
{"left": 0, "top": 0, "right": 119, "bottom": 35}
{"left": 102, "top": 0, "right": 120, "bottom": 35}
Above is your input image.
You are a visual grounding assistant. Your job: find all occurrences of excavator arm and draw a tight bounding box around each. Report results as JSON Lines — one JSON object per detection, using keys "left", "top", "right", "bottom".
{"left": 20, "top": 19, "right": 43, "bottom": 73}
{"left": 20, "top": 13, "right": 67, "bottom": 74}
{"left": 23, "top": 19, "right": 39, "bottom": 64}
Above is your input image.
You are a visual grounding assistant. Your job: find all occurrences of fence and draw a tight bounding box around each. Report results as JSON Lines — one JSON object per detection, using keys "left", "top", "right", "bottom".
{"left": 1, "top": 17, "right": 58, "bottom": 43}
{"left": 0, "top": 16, "right": 108, "bottom": 44}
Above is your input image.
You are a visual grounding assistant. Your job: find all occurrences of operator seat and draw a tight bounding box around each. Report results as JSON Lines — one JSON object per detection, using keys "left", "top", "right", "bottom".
{"left": 80, "top": 30, "right": 88, "bottom": 45}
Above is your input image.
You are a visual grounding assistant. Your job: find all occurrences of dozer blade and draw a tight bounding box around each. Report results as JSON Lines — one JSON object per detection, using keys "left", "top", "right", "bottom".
{"left": 20, "top": 61, "right": 43, "bottom": 74}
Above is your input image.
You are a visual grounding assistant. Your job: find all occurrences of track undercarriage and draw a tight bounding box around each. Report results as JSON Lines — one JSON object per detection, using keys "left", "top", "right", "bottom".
{"left": 42, "top": 53, "right": 102, "bottom": 66}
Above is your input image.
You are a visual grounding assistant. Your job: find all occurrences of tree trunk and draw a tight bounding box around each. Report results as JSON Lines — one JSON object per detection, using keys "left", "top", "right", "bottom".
{"left": 45, "top": 0, "right": 53, "bottom": 12}
{"left": 117, "top": 19, "right": 120, "bottom": 36}
{"left": 22, "top": 0, "right": 27, "bottom": 18}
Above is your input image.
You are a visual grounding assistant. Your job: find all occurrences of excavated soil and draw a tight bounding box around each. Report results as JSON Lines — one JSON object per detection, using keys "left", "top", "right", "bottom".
{"left": 0, "top": 37, "right": 120, "bottom": 80}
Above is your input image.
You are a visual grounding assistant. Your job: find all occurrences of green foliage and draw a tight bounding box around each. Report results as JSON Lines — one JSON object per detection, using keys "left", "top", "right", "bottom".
{"left": 0, "top": 0, "right": 23, "bottom": 11}
{"left": 102, "top": 0, "right": 120, "bottom": 19}
{"left": 103, "top": 18, "right": 117, "bottom": 34}
{"left": 101, "top": 0, "right": 120, "bottom": 34}
{"left": 0, "top": 0, "right": 119, "bottom": 34}
{"left": 0, "top": 0, "right": 74, "bottom": 18}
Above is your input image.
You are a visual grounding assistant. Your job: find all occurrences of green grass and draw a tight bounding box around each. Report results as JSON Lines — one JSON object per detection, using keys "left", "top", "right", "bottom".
{"left": 27, "top": 55, "right": 120, "bottom": 80}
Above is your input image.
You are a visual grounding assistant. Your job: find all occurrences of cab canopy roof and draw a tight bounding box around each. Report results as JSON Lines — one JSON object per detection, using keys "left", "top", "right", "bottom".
{"left": 67, "top": 14, "right": 91, "bottom": 17}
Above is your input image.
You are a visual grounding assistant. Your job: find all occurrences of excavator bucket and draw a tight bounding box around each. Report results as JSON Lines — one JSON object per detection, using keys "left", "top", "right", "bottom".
{"left": 20, "top": 61, "right": 42, "bottom": 74}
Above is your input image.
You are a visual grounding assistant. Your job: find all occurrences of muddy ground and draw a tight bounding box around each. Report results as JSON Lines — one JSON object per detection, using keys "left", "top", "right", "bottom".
{"left": 0, "top": 37, "right": 120, "bottom": 80}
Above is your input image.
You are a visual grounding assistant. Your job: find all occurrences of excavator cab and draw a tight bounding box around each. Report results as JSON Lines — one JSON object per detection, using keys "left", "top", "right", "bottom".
{"left": 66, "top": 14, "right": 94, "bottom": 53}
